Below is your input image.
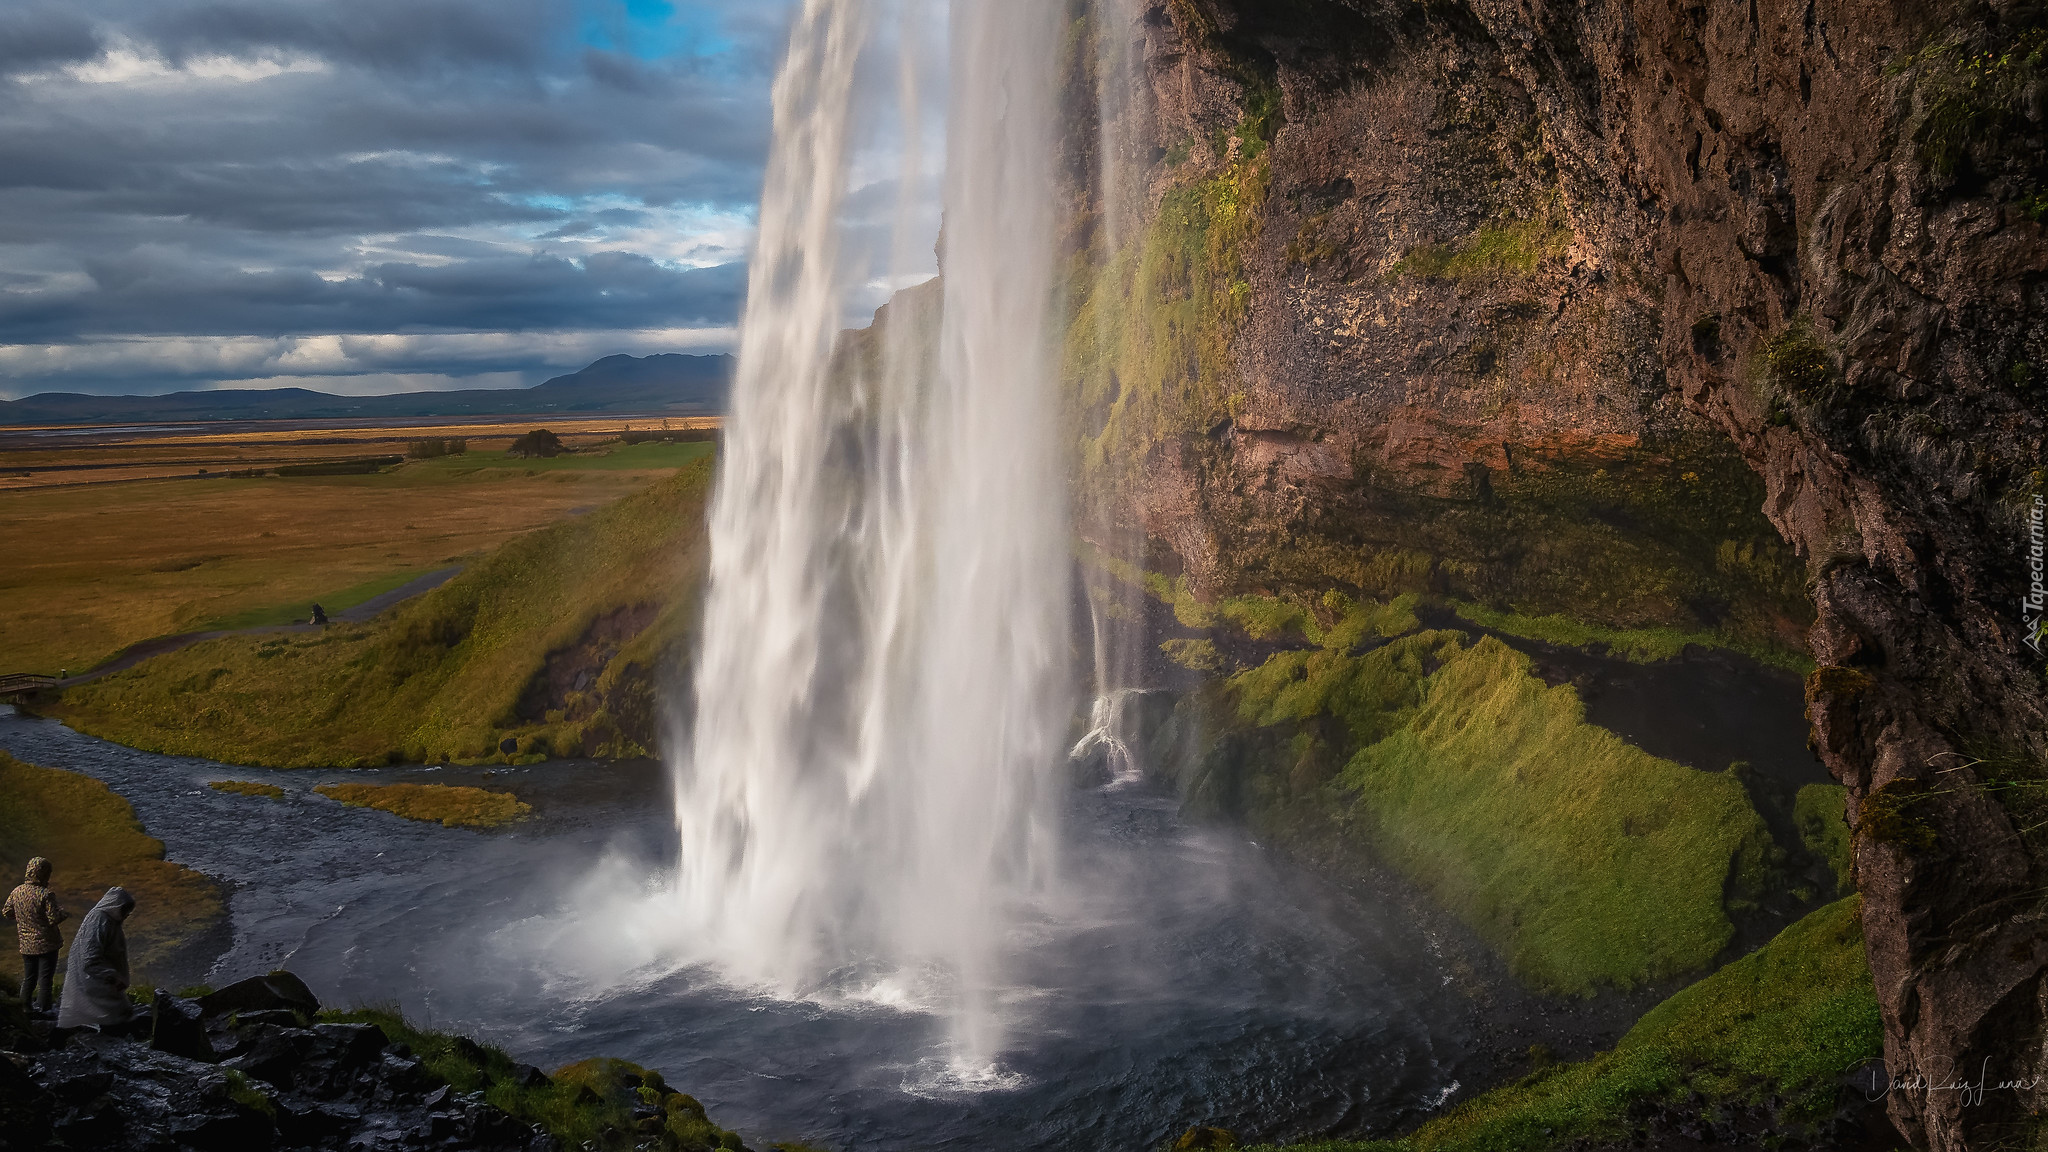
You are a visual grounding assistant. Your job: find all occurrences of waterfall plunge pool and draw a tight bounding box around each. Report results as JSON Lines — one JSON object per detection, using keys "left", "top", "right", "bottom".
{"left": 0, "top": 708, "right": 1603, "bottom": 1151}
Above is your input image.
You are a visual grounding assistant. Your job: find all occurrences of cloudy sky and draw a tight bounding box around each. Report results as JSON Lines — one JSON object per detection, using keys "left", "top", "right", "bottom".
{"left": 0, "top": 0, "right": 811, "bottom": 398}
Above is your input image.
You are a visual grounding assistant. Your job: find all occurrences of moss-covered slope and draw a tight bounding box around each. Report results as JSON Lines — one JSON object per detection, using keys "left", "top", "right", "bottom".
{"left": 1248, "top": 897, "right": 1882, "bottom": 1152}
{"left": 48, "top": 459, "right": 714, "bottom": 768}
{"left": 1159, "top": 619, "right": 1783, "bottom": 996}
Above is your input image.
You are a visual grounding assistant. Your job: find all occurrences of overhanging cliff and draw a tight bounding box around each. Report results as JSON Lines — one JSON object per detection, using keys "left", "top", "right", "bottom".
{"left": 1067, "top": 1, "right": 2048, "bottom": 1147}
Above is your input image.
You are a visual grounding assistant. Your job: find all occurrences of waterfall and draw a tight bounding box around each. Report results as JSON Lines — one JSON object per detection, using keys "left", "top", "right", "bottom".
{"left": 672, "top": 0, "right": 1070, "bottom": 1062}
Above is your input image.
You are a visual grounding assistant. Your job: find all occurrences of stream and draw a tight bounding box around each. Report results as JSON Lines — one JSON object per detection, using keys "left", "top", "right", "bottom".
{"left": 0, "top": 708, "right": 1507, "bottom": 1151}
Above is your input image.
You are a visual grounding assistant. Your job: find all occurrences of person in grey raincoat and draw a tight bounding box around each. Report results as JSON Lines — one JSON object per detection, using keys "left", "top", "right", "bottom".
{"left": 57, "top": 887, "right": 136, "bottom": 1028}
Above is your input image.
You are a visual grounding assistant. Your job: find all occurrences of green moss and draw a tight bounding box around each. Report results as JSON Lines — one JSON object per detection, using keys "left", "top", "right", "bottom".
{"left": 1336, "top": 636, "right": 1777, "bottom": 994}
{"left": 322, "top": 1009, "right": 745, "bottom": 1152}
{"left": 1795, "top": 784, "right": 1854, "bottom": 895}
{"left": 221, "top": 1069, "right": 276, "bottom": 1117}
{"left": 1392, "top": 205, "right": 1572, "bottom": 280}
{"left": 1161, "top": 637, "right": 1224, "bottom": 671}
{"left": 1064, "top": 112, "right": 1271, "bottom": 496}
{"left": 1805, "top": 666, "right": 1875, "bottom": 703}
{"left": 1449, "top": 601, "right": 1815, "bottom": 674}
{"left": 1202, "top": 434, "right": 1814, "bottom": 671}
{"left": 1899, "top": 21, "right": 2048, "bottom": 181}
{"left": 1245, "top": 898, "right": 1879, "bottom": 1152}
{"left": 1857, "top": 778, "right": 1940, "bottom": 851}
{"left": 1761, "top": 323, "right": 1833, "bottom": 402}
{"left": 1307, "top": 592, "right": 1422, "bottom": 651}
{"left": 52, "top": 459, "right": 714, "bottom": 768}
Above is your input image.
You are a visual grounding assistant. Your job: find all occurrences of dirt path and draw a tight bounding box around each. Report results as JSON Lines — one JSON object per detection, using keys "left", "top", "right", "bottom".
{"left": 48, "top": 566, "right": 464, "bottom": 688}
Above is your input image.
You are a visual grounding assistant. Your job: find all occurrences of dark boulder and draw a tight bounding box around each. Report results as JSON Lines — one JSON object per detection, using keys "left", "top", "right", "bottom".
{"left": 197, "top": 971, "right": 320, "bottom": 1020}
{"left": 221, "top": 1023, "right": 325, "bottom": 1089}
{"left": 148, "top": 990, "right": 215, "bottom": 1063}
{"left": 0, "top": 1053, "right": 54, "bottom": 1151}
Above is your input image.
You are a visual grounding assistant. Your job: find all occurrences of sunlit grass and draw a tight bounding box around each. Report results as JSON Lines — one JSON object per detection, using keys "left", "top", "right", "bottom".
{"left": 0, "top": 752, "right": 224, "bottom": 977}
{"left": 314, "top": 781, "right": 530, "bottom": 829}
{"left": 1227, "top": 633, "right": 1776, "bottom": 995}
{"left": 50, "top": 460, "right": 715, "bottom": 768}
{"left": 0, "top": 445, "right": 704, "bottom": 674}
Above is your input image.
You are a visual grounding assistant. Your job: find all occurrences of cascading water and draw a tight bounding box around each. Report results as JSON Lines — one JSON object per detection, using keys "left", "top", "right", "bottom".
{"left": 673, "top": 0, "right": 1070, "bottom": 1062}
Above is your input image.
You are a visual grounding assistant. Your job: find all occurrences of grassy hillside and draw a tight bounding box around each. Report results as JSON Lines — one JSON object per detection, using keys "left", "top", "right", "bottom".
{"left": 0, "top": 752, "right": 224, "bottom": 980}
{"left": 48, "top": 458, "right": 715, "bottom": 768}
{"left": 1249, "top": 897, "right": 1882, "bottom": 1152}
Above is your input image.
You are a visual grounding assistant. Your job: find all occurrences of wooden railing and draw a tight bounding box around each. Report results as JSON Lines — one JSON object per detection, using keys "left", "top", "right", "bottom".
{"left": 0, "top": 673, "right": 57, "bottom": 697}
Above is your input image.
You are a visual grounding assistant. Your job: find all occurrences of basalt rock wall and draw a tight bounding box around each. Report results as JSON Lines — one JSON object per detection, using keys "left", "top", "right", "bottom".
{"left": 1081, "top": 1, "right": 2048, "bottom": 1147}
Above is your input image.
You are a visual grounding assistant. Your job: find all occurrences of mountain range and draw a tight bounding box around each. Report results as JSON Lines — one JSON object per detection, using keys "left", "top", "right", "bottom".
{"left": 0, "top": 353, "right": 732, "bottom": 425}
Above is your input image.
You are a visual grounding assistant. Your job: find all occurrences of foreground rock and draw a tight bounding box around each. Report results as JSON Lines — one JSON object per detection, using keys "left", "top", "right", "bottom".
{"left": 0, "top": 971, "right": 748, "bottom": 1152}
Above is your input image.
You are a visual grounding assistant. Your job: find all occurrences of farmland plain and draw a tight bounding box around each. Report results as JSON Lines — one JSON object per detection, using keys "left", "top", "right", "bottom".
{"left": 0, "top": 416, "right": 715, "bottom": 675}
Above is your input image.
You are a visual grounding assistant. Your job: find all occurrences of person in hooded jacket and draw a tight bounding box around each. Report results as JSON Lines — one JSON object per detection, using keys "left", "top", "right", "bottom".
{"left": 57, "top": 887, "right": 136, "bottom": 1029}
{"left": 3, "top": 857, "right": 67, "bottom": 1015}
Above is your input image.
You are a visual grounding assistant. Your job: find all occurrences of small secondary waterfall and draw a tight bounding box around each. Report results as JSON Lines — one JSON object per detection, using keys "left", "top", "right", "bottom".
{"left": 673, "top": 0, "right": 1070, "bottom": 1061}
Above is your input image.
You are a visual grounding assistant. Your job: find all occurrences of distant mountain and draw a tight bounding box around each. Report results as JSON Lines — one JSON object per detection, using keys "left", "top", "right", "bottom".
{"left": 0, "top": 353, "right": 732, "bottom": 426}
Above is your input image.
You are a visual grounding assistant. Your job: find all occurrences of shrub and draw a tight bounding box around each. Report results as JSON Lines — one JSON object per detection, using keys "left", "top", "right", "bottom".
{"left": 406, "top": 438, "right": 467, "bottom": 459}
{"left": 507, "top": 430, "right": 567, "bottom": 459}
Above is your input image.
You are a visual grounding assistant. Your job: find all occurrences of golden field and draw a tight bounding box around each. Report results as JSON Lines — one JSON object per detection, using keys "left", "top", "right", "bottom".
{"left": 0, "top": 419, "right": 715, "bottom": 674}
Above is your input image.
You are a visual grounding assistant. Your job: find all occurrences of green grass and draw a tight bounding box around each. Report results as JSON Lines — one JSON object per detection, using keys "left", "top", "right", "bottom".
{"left": 1392, "top": 206, "right": 1572, "bottom": 280}
{"left": 1333, "top": 636, "right": 1776, "bottom": 994}
{"left": 1795, "top": 784, "right": 1854, "bottom": 896}
{"left": 0, "top": 752, "right": 225, "bottom": 978}
{"left": 1246, "top": 897, "right": 1881, "bottom": 1152}
{"left": 51, "top": 459, "right": 715, "bottom": 768}
{"left": 392, "top": 441, "right": 714, "bottom": 479}
{"left": 1448, "top": 601, "right": 1817, "bottom": 674}
{"left": 201, "top": 566, "right": 439, "bottom": 632}
{"left": 314, "top": 781, "right": 531, "bottom": 828}
{"left": 322, "top": 1008, "right": 745, "bottom": 1151}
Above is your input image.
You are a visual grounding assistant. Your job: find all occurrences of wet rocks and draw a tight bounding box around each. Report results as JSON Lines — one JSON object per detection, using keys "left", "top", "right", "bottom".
{"left": 4, "top": 977, "right": 556, "bottom": 1151}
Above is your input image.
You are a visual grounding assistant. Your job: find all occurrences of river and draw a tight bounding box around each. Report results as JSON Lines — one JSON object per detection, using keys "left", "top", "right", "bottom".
{"left": 0, "top": 707, "right": 1530, "bottom": 1151}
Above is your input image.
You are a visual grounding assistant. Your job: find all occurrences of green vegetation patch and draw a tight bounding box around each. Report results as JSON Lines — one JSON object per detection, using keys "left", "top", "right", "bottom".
{"left": 1334, "top": 636, "right": 1776, "bottom": 994}
{"left": 1202, "top": 626, "right": 1779, "bottom": 996}
{"left": 1250, "top": 897, "right": 1880, "bottom": 1152}
{"left": 52, "top": 459, "right": 715, "bottom": 768}
{"left": 1392, "top": 202, "right": 1572, "bottom": 280}
{"left": 399, "top": 440, "right": 715, "bottom": 477}
{"left": 314, "top": 781, "right": 531, "bottom": 828}
{"left": 1063, "top": 115, "right": 1270, "bottom": 492}
{"left": 210, "top": 780, "right": 285, "bottom": 800}
{"left": 0, "top": 752, "right": 224, "bottom": 977}
{"left": 324, "top": 1008, "right": 745, "bottom": 1151}
{"left": 1449, "top": 601, "right": 1815, "bottom": 674}
{"left": 1794, "top": 784, "right": 1853, "bottom": 896}
{"left": 1899, "top": 18, "right": 2048, "bottom": 191}
{"left": 203, "top": 566, "right": 439, "bottom": 632}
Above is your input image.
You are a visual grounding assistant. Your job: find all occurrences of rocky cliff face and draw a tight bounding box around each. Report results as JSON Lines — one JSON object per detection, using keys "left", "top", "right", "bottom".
{"left": 1076, "top": 1, "right": 2047, "bottom": 1147}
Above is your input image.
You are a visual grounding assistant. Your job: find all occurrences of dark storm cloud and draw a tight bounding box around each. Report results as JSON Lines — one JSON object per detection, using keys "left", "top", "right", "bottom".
{"left": 0, "top": 8, "right": 103, "bottom": 79}
{"left": 0, "top": 0, "right": 792, "bottom": 396}
{"left": 0, "top": 250, "right": 745, "bottom": 341}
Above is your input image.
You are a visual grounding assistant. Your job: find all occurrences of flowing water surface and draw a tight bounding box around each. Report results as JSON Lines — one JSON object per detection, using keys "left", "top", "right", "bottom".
{"left": 0, "top": 709, "right": 1489, "bottom": 1151}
